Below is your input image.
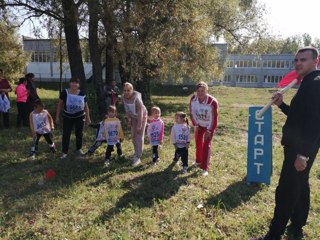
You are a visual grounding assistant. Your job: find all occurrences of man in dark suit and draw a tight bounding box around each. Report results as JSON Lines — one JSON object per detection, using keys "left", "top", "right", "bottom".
{"left": 252, "top": 47, "right": 320, "bottom": 240}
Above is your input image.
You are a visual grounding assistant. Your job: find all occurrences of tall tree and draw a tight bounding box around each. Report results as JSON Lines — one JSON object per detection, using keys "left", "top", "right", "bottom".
{"left": 0, "top": 20, "right": 29, "bottom": 81}
{"left": 1, "top": 0, "right": 86, "bottom": 85}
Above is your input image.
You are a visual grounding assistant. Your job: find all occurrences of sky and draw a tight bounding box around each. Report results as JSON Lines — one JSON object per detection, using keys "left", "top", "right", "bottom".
{"left": 259, "top": 0, "right": 320, "bottom": 39}
{"left": 18, "top": 0, "right": 320, "bottom": 39}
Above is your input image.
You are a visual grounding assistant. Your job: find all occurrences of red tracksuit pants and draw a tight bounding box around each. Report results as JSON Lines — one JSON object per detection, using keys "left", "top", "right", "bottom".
{"left": 195, "top": 126, "right": 214, "bottom": 171}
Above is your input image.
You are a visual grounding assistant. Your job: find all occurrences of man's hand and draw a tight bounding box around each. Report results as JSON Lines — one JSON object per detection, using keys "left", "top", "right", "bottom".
{"left": 272, "top": 92, "right": 283, "bottom": 106}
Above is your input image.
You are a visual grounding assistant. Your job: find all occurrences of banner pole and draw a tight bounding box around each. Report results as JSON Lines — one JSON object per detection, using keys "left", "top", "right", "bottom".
{"left": 257, "top": 78, "right": 298, "bottom": 118}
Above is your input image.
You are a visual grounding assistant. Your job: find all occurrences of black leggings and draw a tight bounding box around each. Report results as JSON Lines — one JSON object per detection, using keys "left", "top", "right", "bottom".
{"left": 62, "top": 116, "right": 84, "bottom": 154}
{"left": 31, "top": 133, "right": 54, "bottom": 153}
{"left": 16, "top": 102, "right": 28, "bottom": 127}
{"left": 173, "top": 147, "right": 188, "bottom": 167}
{"left": 105, "top": 142, "right": 122, "bottom": 160}
{"left": 0, "top": 111, "right": 10, "bottom": 128}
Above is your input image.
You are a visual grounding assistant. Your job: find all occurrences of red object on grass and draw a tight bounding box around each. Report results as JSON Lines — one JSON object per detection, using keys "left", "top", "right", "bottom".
{"left": 45, "top": 169, "right": 56, "bottom": 180}
{"left": 277, "top": 70, "right": 302, "bottom": 88}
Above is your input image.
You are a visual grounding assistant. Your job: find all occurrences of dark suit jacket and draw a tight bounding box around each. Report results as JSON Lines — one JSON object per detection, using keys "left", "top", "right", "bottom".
{"left": 280, "top": 70, "right": 320, "bottom": 157}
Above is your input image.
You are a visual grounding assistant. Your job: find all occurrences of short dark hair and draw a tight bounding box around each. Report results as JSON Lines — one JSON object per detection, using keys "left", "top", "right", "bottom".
{"left": 25, "top": 73, "right": 35, "bottom": 80}
{"left": 34, "top": 100, "right": 45, "bottom": 108}
{"left": 296, "top": 46, "right": 319, "bottom": 59}
{"left": 70, "top": 76, "right": 80, "bottom": 83}
{"left": 19, "top": 77, "right": 26, "bottom": 84}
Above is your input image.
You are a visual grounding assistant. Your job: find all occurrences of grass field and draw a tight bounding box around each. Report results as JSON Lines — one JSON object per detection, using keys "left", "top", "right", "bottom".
{"left": 0, "top": 85, "right": 319, "bottom": 240}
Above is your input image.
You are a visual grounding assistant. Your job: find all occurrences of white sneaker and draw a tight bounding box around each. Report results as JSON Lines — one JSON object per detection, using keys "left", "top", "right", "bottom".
{"left": 104, "top": 159, "right": 110, "bottom": 167}
{"left": 201, "top": 170, "right": 209, "bottom": 176}
{"left": 192, "top": 162, "right": 200, "bottom": 167}
{"left": 60, "top": 153, "right": 68, "bottom": 160}
{"left": 182, "top": 166, "right": 188, "bottom": 174}
{"left": 132, "top": 157, "right": 141, "bottom": 166}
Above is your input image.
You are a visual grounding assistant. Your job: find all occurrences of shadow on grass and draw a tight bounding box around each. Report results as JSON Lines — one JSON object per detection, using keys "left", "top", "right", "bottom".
{"left": 0, "top": 153, "right": 138, "bottom": 230}
{"left": 96, "top": 162, "right": 197, "bottom": 223}
{"left": 205, "top": 178, "right": 263, "bottom": 211}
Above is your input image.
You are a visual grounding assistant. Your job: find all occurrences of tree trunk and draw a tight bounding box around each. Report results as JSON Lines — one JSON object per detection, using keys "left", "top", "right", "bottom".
{"left": 88, "top": 0, "right": 105, "bottom": 116}
{"left": 61, "top": 0, "right": 86, "bottom": 86}
{"left": 136, "top": 77, "right": 152, "bottom": 109}
{"left": 105, "top": 42, "right": 114, "bottom": 85}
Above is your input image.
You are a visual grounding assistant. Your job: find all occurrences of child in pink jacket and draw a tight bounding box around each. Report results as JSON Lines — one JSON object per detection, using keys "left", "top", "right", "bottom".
{"left": 16, "top": 78, "right": 29, "bottom": 127}
{"left": 147, "top": 106, "right": 164, "bottom": 164}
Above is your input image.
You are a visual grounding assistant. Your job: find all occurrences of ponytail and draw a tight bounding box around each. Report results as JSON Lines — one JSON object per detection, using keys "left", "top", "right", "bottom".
{"left": 175, "top": 111, "right": 188, "bottom": 125}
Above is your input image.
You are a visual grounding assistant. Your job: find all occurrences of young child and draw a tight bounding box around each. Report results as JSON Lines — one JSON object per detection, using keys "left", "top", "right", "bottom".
{"left": 103, "top": 105, "right": 124, "bottom": 166}
{"left": 170, "top": 112, "right": 190, "bottom": 173}
{"left": 29, "top": 100, "right": 56, "bottom": 159}
{"left": 147, "top": 106, "right": 164, "bottom": 164}
{"left": 86, "top": 105, "right": 124, "bottom": 166}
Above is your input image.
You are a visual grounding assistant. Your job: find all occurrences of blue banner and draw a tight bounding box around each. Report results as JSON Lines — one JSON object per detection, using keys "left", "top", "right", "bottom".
{"left": 247, "top": 106, "right": 272, "bottom": 185}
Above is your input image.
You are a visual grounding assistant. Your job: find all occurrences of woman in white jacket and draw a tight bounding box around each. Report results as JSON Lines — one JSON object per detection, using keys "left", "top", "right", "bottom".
{"left": 121, "top": 82, "right": 148, "bottom": 166}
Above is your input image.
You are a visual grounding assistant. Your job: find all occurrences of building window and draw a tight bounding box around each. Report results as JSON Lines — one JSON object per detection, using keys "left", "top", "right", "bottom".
{"left": 236, "top": 75, "right": 258, "bottom": 83}
{"left": 227, "top": 60, "right": 234, "bottom": 68}
{"left": 264, "top": 75, "right": 284, "bottom": 83}
{"left": 223, "top": 75, "right": 231, "bottom": 82}
{"left": 31, "top": 51, "right": 51, "bottom": 62}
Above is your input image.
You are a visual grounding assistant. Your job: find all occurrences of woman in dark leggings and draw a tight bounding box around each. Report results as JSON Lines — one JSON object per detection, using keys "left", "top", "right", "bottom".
{"left": 55, "top": 77, "right": 91, "bottom": 160}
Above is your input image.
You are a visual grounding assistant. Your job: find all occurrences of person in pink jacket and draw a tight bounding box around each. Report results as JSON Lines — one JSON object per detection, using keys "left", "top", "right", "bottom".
{"left": 16, "top": 77, "right": 29, "bottom": 127}
{"left": 189, "top": 81, "right": 219, "bottom": 176}
{"left": 147, "top": 106, "right": 164, "bottom": 164}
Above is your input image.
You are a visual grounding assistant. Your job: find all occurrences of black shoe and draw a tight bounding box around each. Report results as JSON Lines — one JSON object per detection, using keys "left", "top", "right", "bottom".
{"left": 250, "top": 232, "right": 281, "bottom": 240}
{"left": 287, "top": 225, "right": 304, "bottom": 239}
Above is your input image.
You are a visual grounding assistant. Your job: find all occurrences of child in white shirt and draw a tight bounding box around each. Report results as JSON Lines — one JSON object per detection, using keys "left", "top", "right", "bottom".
{"left": 170, "top": 112, "right": 190, "bottom": 173}
{"left": 29, "top": 100, "right": 56, "bottom": 159}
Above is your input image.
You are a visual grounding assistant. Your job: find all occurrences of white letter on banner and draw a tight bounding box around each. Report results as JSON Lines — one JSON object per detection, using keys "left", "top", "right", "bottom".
{"left": 254, "top": 134, "right": 264, "bottom": 146}
{"left": 254, "top": 148, "right": 263, "bottom": 159}
{"left": 255, "top": 110, "right": 264, "bottom": 120}
{"left": 254, "top": 163, "right": 264, "bottom": 174}
{"left": 255, "top": 121, "right": 264, "bottom": 132}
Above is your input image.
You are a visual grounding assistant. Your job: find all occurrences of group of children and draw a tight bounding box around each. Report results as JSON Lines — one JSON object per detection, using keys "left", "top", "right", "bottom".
{"left": 30, "top": 101, "right": 191, "bottom": 173}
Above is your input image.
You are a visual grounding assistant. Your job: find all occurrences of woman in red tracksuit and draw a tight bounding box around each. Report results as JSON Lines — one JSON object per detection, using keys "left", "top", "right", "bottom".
{"left": 189, "top": 81, "right": 218, "bottom": 176}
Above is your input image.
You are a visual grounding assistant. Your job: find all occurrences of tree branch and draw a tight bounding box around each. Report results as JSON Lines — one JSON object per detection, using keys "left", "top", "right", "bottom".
{"left": 1, "top": 2, "right": 63, "bottom": 21}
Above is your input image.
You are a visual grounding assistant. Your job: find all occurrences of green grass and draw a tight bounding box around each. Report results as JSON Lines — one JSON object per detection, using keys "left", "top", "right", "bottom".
{"left": 1, "top": 86, "right": 320, "bottom": 239}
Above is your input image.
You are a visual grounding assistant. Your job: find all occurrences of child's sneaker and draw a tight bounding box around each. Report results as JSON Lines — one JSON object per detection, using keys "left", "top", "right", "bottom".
{"left": 115, "top": 154, "right": 122, "bottom": 161}
{"left": 29, "top": 153, "right": 36, "bottom": 160}
{"left": 51, "top": 147, "right": 56, "bottom": 153}
{"left": 132, "top": 157, "right": 141, "bottom": 166}
{"left": 201, "top": 170, "right": 209, "bottom": 176}
{"left": 152, "top": 157, "right": 159, "bottom": 163}
{"left": 104, "top": 159, "right": 110, "bottom": 167}
{"left": 182, "top": 166, "right": 188, "bottom": 174}
{"left": 60, "top": 153, "right": 68, "bottom": 160}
